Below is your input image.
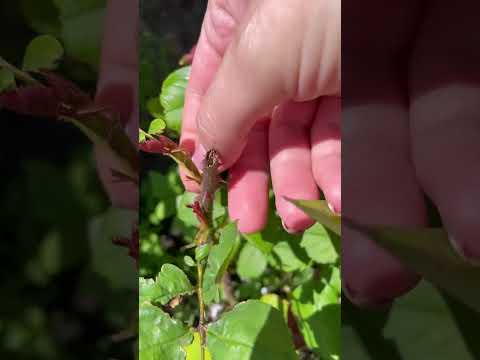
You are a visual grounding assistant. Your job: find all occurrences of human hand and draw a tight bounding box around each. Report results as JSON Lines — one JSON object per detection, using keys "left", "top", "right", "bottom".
{"left": 180, "top": 0, "right": 341, "bottom": 233}
{"left": 343, "top": 0, "right": 480, "bottom": 306}
{"left": 94, "top": 0, "right": 138, "bottom": 210}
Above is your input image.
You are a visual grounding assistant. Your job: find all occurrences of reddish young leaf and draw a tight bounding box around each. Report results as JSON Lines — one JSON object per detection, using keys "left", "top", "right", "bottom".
{"left": 0, "top": 86, "right": 58, "bottom": 117}
{"left": 139, "top": 135, "right": 202, "bottom": 184}
{"left": 187, "top": 200, "right": 208, "bottom": 226}
{"left": 40, "top": 71, "right": 92, "bottom": 111}
{"left": 0, "top": 71, "right": 92, "bottom": 118}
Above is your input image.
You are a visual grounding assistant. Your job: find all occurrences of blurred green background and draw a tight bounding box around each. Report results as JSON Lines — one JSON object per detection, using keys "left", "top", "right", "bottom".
{"left": 0, "top": 1, "right": 136, "bottom": 358}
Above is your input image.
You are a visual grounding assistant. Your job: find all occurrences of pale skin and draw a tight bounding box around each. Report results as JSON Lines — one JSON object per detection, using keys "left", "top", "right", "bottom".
{"left": 180, "top": 0, "right": 341, "bottom": 235}
{"left": 96, "top": 0, "right": 480, "bottom": 306}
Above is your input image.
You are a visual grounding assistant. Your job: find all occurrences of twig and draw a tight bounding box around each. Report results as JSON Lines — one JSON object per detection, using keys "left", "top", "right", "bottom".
{"left": 195, "top": 149, "right": 221, "bottom": 360}
{"left": 0, "top": 56, "right": 42, "bottom": 86}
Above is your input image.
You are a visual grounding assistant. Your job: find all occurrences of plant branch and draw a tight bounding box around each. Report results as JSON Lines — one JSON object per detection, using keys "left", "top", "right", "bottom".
{"left": 0, "top": 56, "right": 42, "bottom": 86}
{"left": 195, "top": 149, "right": 221, "bottom": 360}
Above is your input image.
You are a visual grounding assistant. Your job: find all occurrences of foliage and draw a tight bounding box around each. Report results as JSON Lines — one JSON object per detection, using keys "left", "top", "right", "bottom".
{"left": 139, "top": 48, "right": 341, "bottom": 359}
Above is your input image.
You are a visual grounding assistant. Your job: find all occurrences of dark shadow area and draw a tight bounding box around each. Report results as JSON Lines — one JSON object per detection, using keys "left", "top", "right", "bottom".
{"left": 0, "top": 1, "right": 137, "bottom": 358}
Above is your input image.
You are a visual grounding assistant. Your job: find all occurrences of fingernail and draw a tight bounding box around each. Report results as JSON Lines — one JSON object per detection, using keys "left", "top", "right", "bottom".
{"left": 192, "top": 144, "right": 207, "bottom": 170}
{"left": 328, "top": 202, "right": 339, "bottom": 215}
{"left": 344, "top": 283, "right": 394, "bottom": 309}
{"left": 449, "top": 234, "right": 480, "bottom": 266}
{"left": 281, "top": 219, "right": 298, "bottom": 234}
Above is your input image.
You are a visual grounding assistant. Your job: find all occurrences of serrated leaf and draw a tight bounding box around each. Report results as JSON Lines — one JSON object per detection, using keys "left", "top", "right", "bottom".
{"left": 140, "top": 264, "right": 194, "bottom": 305}
{"left": 291, "top": 266, "right": 341, "bottom": 359}
{"left": 23, "top": 35, "right": 64, "bottom": 71}
{"left": 139, "top": 303, "right": 193, "bottom": 360}
{"left": 203, "top": 223, "right": 240, "bottom": 304}
{"left": 353, "top": 223, "right": 480, "bottom": 313}
{"left": 301, "top": 223, "right": 339, "bottom": 264}
{"left": 185, "top": 332, "right": 212, "bottom": 360}
{"left": 236, "top": 243, "right": 267, "bottom": 280}
{"left": 207, "top": 300, "right": 297, "bottom": 360}
{"left": 288, "top": 199, "right": 341, "bottom": 236}
{"left": 148, "top": 118, "right": 166, "bottom": 135}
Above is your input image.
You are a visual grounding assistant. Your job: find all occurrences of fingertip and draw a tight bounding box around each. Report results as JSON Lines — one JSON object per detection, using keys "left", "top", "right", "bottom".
{"left": 228, "top": 170, "right": 269, "bottom": 235}
{"left": 343, "top": 227, "right": 421, "bottom": 307}
{"left": 180, "top": 171, "right": 200, "bottom": 193}
{"left": 449, "top": 234, "right": 480, "bottom": 266}
{"left": 277, "top": 198, "right": 315, "bottom": 233}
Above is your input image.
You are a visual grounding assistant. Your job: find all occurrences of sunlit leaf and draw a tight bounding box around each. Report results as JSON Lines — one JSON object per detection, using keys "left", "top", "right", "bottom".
{"left": 159, "top": 66, "right": 190, "bottom": 133}
{"left": 291, "top": 266, "right": 341, "bottom": 359}
{"left": 185, "top": 332, "right": 212, "bottom": 360}
{"left": 207, "top": 300, "right": 297, "bottom": 360}
{"left": 139, "top": 303, "right": 193, "bottom": 360}
{"left": 236, "top": 242, "right": 267, "bottom": 280}
{"left": 301, "top": 223, "right": 339, "bottom": 264}
{"left": 148, "top": 118, "right": 166, "bottom": 135}
{"left": 203, "top": 222, "right": 240, "bottom": 304}
{"left": 140, "top": 264, "right": 194, "bottom": 305}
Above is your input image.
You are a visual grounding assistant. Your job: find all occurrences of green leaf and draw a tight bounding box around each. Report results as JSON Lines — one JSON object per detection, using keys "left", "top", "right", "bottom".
{"left": 184, "top": 256, "right": 196, "bottom": 267}
{"left": 242, "top": 232, "right": 274, "bottom": 255}
{"left": 246, "top": 207, "right": 309, "bottom": 272}
{"left": 207, "top": 300, "right": 297, "bottom": 360}
{"left": 260, "top": 294, "right": 289, "bottom": 323}
{"left": 236, "top": 243, "right": 267, "bottom": 280}
{"left": 300, "top": 223, "right": 339, "bottom": 264}
{"left": 143, "top": 170, "right": 182, "bottom": 224}
{"left": 355, "top": 224, "right": 480, "bottom": 313}
{"left": 148, "top": 118, "right": 166, "bottom": 135}
{"left": 291, "top": 266, "right": 341, "bottom": 359}
{"left": 139, "top": 303, "right": 193, "bottom": 360}
{"left": 195, "top": 243, "right": 212, "bottom": 262}
{"left": 185, "top": 332, "right": 212, "bottom": 360}
{"left": 164, "top": 107, "right": 183, "bottom": 133}
{"left": 140, "top": 264, "right": 194, "bottom": 305}
{"left": 0, "top": 68, "right": 15, "bottom": 91}
{"left": 288, "top": 199, "right": 341, "bottom": 236}
{"left": 22, "top": 35, "right": 64, "bottom": 71}
{"left": 203, "top": 223, "right": 240, "bottom": 304}
{"left": 159, "top": 66, "right": 190, "bottom": 133}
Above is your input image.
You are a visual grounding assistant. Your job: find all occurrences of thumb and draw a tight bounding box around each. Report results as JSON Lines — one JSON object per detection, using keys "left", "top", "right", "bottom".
{"left": 196, "top": 9, "right": 290, "bottom": 168}
{"left": 196, "top": 0, "right": 340, "bottom": 168}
